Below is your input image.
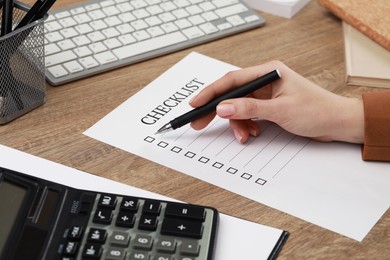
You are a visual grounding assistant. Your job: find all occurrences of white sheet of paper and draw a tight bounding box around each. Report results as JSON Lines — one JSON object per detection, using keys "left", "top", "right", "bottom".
{"left": 0, "top": 144, "right": 285, "bottom": 259}
{"left": 84, "top": 52, "right": 390, "bottom": 241}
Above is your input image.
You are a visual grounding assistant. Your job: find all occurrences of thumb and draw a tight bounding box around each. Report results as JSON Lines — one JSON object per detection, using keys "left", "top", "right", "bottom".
{"left": 216, "top": 98, "right": 276, "bottom": 121}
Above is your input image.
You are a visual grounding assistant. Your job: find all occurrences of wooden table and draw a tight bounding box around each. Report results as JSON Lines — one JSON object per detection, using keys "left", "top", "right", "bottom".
{"left": 2, "top": 1, "right": 389, "bottom": 258}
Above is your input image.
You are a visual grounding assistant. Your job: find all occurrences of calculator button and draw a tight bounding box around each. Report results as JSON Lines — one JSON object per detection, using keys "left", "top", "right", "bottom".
{"left": 82, "top": 243, "right": 102, "bottom": 259}
{"left": 105, "top": 247, "right": 126, "bottom": 260}
{"left": 109, "top": 231, "right": 130, "bottom": 247}
{"left": 62, "top": 241, "right": 78, "bottom": 256}
{"left": 79, "top": 193, "right": 95, "bottom": 215}
{"left": 142, "top": 200, "right": 161, "bottom": 215}
{"left": 133, "top": 234, "right": 154, "bottom": 250}
{"left": 115, "top": 211, "right": 135, "bottom": 228}
{"left": 154, "top": 254, "right": 174, "bottom": 260}
{"left": 120, "top": 197, "right": 139, "bottom": 212}
{"left": 93, "top": 209, "right": 113, "bottom": 225}
{"left": 180, "top": 241, "right": 200, "bottom": 256}
{"left": 68, "top": 226, "right": 83, "bottom": 240}
{"left": 138, "top": 215, "right": 158, "bottom": 231}
{"left": 165, "top": 203, "right": 205, "bottom": 221}
{"left": 161, "top": 219, "right": 203, "bottom": 239}
{"left": 128, "top": 250, "right": 150, "bottom": 260}
{"left": 156, "top": 237, "right": 176, "bottom": 253}
{"left": 61, "top": 257, "right": 74, "bottom": 260}
{"left": 79, "top": 201, "right": 92, "bottom": 215}
{"left": 87, "top": 228, "right": 107, "bottom": 243}
{"left": 98, "top": 194, "right": 117, "bottom": 209}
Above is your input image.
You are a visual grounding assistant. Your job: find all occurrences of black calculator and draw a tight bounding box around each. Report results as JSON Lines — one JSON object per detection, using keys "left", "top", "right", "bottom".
{"left": 0, "top": 167, "right": 218, "bottom": 260}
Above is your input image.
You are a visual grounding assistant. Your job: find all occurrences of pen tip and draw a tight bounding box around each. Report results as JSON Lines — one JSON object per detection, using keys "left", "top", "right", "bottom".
{"left": 155, "top": 123, "right": 172, "bottom": 135}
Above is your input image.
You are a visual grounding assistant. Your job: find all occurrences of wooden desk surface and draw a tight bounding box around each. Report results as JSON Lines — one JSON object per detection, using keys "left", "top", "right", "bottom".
{"left": 2, "top": 1, "right": 389, "bottom": 259}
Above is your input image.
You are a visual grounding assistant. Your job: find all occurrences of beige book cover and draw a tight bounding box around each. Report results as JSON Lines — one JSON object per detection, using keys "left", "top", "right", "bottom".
{"left": 318, "top": 0, "right": 390, "bottom": 52}
{"left": 343, "top": 22, "right": 390, "bottom": 88}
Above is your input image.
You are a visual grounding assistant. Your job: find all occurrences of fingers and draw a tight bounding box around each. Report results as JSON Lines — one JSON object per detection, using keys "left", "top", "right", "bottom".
{"left": 229, "top": 119, "right": 261, "bottom": 143}
{"left": 190, "top": 60, "right": 285, "bottom": 108}
{"left": 190, "top": 112, "right": 216, "bottom": 130}
{"left": 216, "top": 97, "right": 276, "bottom": 121}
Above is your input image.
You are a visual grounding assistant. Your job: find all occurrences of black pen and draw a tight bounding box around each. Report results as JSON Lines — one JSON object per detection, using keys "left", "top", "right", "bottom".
{"left": 156, "top": 69, "right": 281, "bottom": 134}
{"left": 15, "top": 0, "right": 56, "bottom": 30}
{"left": 1, "top": 0, "right": 13, "bottom": 36}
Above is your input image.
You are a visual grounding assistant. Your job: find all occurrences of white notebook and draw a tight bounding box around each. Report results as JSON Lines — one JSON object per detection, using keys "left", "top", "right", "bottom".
{"left": 343, "top": 22, "right": 390, "bottom": 88}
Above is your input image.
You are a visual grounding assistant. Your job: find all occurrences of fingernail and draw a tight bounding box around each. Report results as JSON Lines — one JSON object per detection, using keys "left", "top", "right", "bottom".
{"left": 233, "top": 129, "right": 243, "bottom": 143}
{"left": 217, "top": 103, "right": 235, "bottom": 117}
{"left": 189, "top": 95, "right": 197, "bottom": 105}
{"left": 249, "top": 127, "right": 259, "bottom": 137}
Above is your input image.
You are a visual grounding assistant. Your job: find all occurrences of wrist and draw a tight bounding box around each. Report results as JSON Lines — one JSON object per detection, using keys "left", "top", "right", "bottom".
{"left": 332, "top": 97, "right": 364, "bottom": 143}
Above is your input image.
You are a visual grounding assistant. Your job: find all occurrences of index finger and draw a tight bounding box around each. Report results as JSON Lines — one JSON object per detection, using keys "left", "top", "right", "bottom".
{"left": 190, "top": 60, "right": 283, "bottom": 108}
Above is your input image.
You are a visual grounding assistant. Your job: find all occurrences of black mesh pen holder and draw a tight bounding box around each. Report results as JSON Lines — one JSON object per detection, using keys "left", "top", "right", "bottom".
{"left": 0, "top": 1, "right": 47, "bottom": 124}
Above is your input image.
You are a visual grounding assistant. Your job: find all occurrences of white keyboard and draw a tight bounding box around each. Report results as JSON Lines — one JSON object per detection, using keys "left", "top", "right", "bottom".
{"left": 44, "top": 0, "right": 265, "bottom": 85}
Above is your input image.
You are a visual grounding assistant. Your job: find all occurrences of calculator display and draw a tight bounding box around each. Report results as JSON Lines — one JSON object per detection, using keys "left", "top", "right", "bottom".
{"left": 0, "top": 180, "right": 27, "bottom": 254}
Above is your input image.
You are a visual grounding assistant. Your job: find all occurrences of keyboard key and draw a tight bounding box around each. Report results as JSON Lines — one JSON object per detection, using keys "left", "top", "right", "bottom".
{"left": 73, "top": 35, "right": 92, "bottom": 46}
{"left": 182, "top": 26, "right": 204, "bottom": 39}
{"left": 74, "top": 46, "right": 93, "bottom": 57}
{"left": 46, "top": 50, "right": 77, "bottom": 67}
{"left": 45, "top": 43, "right": 61, "bottom": 56}
{"left": 58, "top": 39, "right": 77, "bottom": 51}
{"left": 199, "top": 22, "right": 218, "bottom": 34}
{"left": 112, "top": 32, "right": 187, "bottom": 59}
{"left": 47, "top": 65, "right": 68, "bottom": 78}
{"left": 226, "top": 14, "right": 245, "bottom": 26}
{"left": 46, "top": 31, "right": 64, "bottom": 43}
{"left": 94, "top": 51, "right": 118, "bottom": 64}
{"left": 79, "top": 56, "right": 100, "bottom": 69}
{"left": 103, "top": 38, "right": 122, "bottom": 49}
{"left": 45, "top": 21, "right": 62, "bottom": 31}
{"left": 215, "top": 3, "right": 248, "bottom": 18}
{"left": 89, "top": 42, "right": 108, "bottom": 53}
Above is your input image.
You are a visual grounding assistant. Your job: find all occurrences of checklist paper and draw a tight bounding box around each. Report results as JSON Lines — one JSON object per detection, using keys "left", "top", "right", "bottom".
{"left": 85, "top": 52, "right": 390, "bottom": 241}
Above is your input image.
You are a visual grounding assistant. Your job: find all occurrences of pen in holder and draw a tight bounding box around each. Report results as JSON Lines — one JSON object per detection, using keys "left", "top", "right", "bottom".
{"left": 0, "top": 1, "right": 47, "bottom": 124}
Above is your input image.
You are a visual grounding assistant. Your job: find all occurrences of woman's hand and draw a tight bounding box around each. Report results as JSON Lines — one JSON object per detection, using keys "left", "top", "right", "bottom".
{"left": 189, "top": 61, "right": 364, "bottom": 144}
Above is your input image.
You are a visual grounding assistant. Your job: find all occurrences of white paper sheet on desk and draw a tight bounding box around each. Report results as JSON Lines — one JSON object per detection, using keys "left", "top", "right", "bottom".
{"left": 0, "top": 144, "right": 285, "bottom": 260}
{"left": 84, "top": 52, "right": 390, "bottom": 241}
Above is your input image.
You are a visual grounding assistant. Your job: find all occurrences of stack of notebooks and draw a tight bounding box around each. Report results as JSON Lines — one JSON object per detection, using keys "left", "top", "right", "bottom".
{"left": 318, "top": 0, "right": 390, "bottom": 88}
